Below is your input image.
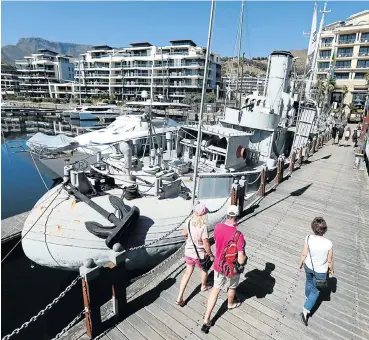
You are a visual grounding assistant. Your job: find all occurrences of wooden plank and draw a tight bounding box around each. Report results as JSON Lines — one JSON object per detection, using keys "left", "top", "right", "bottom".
{"left": 106, "top": 327, "right": 129, "bottom": 340}
{"left": 116, "top": 319, "right": 148, "bottom": 340}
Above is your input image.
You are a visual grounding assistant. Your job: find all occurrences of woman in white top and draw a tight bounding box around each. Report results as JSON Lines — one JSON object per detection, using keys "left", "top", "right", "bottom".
{"left": 298, "top": 217, "right": 334, "bottom": 326}
{"left": 176, "top": 203, "right": 214, "bottom": 307}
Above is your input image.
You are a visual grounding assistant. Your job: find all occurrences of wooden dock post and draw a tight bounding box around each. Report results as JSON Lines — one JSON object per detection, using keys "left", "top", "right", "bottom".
{"left": 80, "top": 260, "right": 103, "bottom": 339}
{"left": 298, "top": 148, "right": 303, "bottom": 166}
{"left": 108, "top": 243, "right": 128, "bottom": 320}
{"left": 258, "top": 167, "right": 266, "bottom": 197}
{"left": 231, "top": 179, "right": 240, "bottom": 206}
{"left": 290, "top": 151, "right": 296, "bottom": 172}
{"left": 276, "top": 156, "right": 284, "bottom": 185}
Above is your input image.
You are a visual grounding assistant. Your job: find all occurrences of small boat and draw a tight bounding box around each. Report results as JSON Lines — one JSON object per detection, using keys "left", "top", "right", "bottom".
{"left": 64, "top": 104, "right": 121, "bottom": 120}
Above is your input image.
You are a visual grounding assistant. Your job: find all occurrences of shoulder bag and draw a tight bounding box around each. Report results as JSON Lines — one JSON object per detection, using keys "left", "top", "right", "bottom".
{"left": 307, "top": 235, "right": 328, "bottom": 291}
{"left": 188, "top": 221, "right": 213, "bottom": 272}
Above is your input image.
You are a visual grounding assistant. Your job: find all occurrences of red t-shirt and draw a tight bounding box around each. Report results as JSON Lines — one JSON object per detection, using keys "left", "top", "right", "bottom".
{"left": 213, "top": 222, "right": 246, "bottom": 273}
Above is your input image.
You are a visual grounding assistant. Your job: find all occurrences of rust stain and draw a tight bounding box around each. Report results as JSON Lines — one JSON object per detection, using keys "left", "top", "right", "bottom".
{"left": 57, "top": 225, "right": 62, "bottom": 231}
{"left": 74, "top": 220, "right": 81, "bottom": 223}
{"left": 71, "top": 200, "right": 76, "bottom": 210}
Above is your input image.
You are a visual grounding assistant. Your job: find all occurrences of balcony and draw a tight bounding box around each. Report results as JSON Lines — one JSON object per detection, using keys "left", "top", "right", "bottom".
{"left": 338, "top": 39, "right": 356, "bottom": 45}
{"left": 336, "top": 53, "right": 353, "bottom": 58}
{"left": 320, "top": 42, "right": 332, "bottom": 48}
{"left": 360, "top": 37, "right": 369, "bottom": 43}
{"left": 357, "top": 64, "right": 369, "bottom": 69}
{"left": 358, "top": 51, "right": 369, "bottom": 57}
{"left": 318, "top": 55, "right": 330, "bottom": 60}
{"left": 317, "top": 68, "right": 329, "bottom": 72}
{"left": 335, "top": 65, "right": 351, "bottom": 69}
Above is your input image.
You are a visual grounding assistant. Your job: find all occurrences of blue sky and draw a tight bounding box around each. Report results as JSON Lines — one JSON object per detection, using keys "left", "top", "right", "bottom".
{"left": 2, "top": 1, "right": 368, "bottom": 57}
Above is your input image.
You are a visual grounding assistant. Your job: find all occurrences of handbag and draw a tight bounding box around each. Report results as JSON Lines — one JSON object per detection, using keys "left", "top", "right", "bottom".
{"left": 307, "top": 236, "right": 328, "bottom": 291}
{"left": 188, "top": 221, "right": 213, "bottom": 272}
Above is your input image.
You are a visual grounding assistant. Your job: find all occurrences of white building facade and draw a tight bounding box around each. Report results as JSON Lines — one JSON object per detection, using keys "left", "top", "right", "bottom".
{"left": 1, "top": 64, "right": 20, "bottom": 96}
{"left": 222, "top": 74, "right": 266, "bottom": 96}
{"left": 16, "top": 49, "right": 75, "bottom": 98}
{"left": 316, "top": 10, "right": 369, "bottom": 108}
{"left": 63, "top": 40, "right": 221, "bottom": 102}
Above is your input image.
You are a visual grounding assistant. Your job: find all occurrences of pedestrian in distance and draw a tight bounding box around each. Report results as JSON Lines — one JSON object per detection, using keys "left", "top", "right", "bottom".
{"left": 298, "top": 217, "right": 334, "bottom": 326}
{"left": 176, "top": 202, "right": 214, "bottom": 307}
{"left": 201, "top": 205, "right": 247, "bottom": 333}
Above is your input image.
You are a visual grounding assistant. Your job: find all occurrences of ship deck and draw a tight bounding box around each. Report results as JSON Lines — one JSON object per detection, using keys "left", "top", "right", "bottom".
{"left": 59, "top": 136, "right": 369, "bottom": 340}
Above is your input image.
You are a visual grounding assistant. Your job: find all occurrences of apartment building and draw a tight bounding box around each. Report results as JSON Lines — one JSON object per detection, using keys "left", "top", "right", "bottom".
{"left": 222, "top": 74, "right": 266, "bottom": 95}
{"left": 1, "top": 63, "right": 20, "bottom": 96}
{"left": 16, "top": 49, "right": 75, "bottom": 98}
{"left": 316, "top": 10, "right": 369, "bottom": 108}
{"left": 67, "top": 40, "right": 221, "bottom": 102}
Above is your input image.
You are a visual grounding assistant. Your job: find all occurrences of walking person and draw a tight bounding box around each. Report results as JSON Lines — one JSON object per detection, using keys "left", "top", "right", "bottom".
{"left": 344, "top": 126, "right": 351, "bottom": 146}
{"left": 331, "top": 124, "right": 337, "bottom": 144}
{"left": 298, "top": 217, "right": 334, "bottom": 326}
{"left": 352, "top": 129, "right": 358, "bottom": 148}
{"left": 176, "top": 203, "right": 214, "bottom": 307}
{"left": 337, "top": 125, "right": 344, "bottom": 145}
{"left": 201, "top": 205, "right": 247, "bottom": 333}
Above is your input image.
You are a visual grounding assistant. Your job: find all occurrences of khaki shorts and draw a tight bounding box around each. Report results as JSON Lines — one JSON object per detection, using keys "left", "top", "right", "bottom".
{"left": 214, "top": 270, "right": 240, "bottom": 290}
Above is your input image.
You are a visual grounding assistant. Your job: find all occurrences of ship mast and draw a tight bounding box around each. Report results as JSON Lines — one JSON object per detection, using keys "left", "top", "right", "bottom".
{"left": 234, "top": 0, "right": 245, "bottom": 108}
{"left": 191, "top": 0, "right": 216, "bottom": 204}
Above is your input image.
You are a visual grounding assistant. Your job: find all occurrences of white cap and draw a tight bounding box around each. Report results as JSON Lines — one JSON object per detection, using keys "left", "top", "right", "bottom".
{"left": 227, "top": 205, "right": 239, "bottom": 217}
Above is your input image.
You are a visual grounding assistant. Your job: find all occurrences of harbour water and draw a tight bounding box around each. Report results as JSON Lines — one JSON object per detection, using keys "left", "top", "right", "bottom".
{"left": 1, "top": 133, "right": 85, "bottom": 339}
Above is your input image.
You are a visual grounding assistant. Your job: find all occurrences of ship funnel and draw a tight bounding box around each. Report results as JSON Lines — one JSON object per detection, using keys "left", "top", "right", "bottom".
{"left": 118, "top": 141, "right": 132, "bottom": 173}
{"left": 265, "top": 51, "right": 294, "bottom": 115}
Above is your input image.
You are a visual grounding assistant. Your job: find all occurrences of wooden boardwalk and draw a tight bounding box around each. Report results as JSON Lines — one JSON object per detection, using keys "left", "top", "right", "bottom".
{"left": 1, "top": 211, "right": 30, "bottom": 241}
{"left": 69, "top": 141, "right": 369, "bottom": 340}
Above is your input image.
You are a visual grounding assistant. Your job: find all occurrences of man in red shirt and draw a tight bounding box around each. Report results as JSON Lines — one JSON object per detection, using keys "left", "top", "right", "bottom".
{"left": 201, "top": 205, "right": 246, "bottom": 333}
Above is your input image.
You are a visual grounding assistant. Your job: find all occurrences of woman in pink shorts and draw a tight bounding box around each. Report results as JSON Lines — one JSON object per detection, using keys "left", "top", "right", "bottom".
{"left": 176, "top": 203, "right": 214, "bottom": 307}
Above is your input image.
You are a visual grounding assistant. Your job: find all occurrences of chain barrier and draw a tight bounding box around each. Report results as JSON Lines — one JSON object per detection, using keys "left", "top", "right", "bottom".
{"left": 246, "top": 171, "right": 262, "bottom": 186}
{"left": 2, "top": 276, "right": 81, "bottom": 340}
{"left": 50, "top": 308, "right": 87, "bottom": 340}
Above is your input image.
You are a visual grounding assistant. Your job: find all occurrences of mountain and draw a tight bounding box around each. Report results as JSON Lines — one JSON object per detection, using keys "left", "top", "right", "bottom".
{"left": 1, "top": 38, "right": 94, "bottom": 64}
{"left": 221, "top": 49, "right": 308, "bottom": 77}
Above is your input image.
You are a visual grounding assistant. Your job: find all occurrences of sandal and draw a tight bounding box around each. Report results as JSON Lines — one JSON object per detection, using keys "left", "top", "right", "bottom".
{"left": 176, "top": 299, "right": 186, "bottom": 307}
{"left": 228, "top": 299, "right": 241, "bottom": 310}
{"left": 201, "top": 285, "right": 212, "bottom": 292}
{"left": 201, "top": 322, "right": 212, "bottom": 334}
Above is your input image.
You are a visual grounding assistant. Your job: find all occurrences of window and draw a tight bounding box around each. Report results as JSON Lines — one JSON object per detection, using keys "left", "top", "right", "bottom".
{"left": 355, "top": 73, "right": 365, "bottom": 79}
{"left": 318, "top": 62, "right": 330, "bottom": 69}
{"left": 357, "top": 60, "right": 369, "bottom": 68}
{"left": 352, "top": 93, "right": 367, "bottom": 107}
{"left": 337, "top": 48, "right": 353, "bottom": 57}
{"left": 338, "top": 34, "right": 356, "bottom": 44}
{"left": 319, "top": 50, "right": 331, "bottom": 59}
{"left": 359, "top": 47, "right": 369, "bottom": 56}
{"left": 335, "top": 60, "right": 351, "bottom": 69}
{"left": 335, "top": 73, "right": 349, "bottom": 79}
{"left": 361, "top": 32, "right": 369, "bottom": 42}
{"left": 321, "top": 37, "right": 333, "bottom": 47}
